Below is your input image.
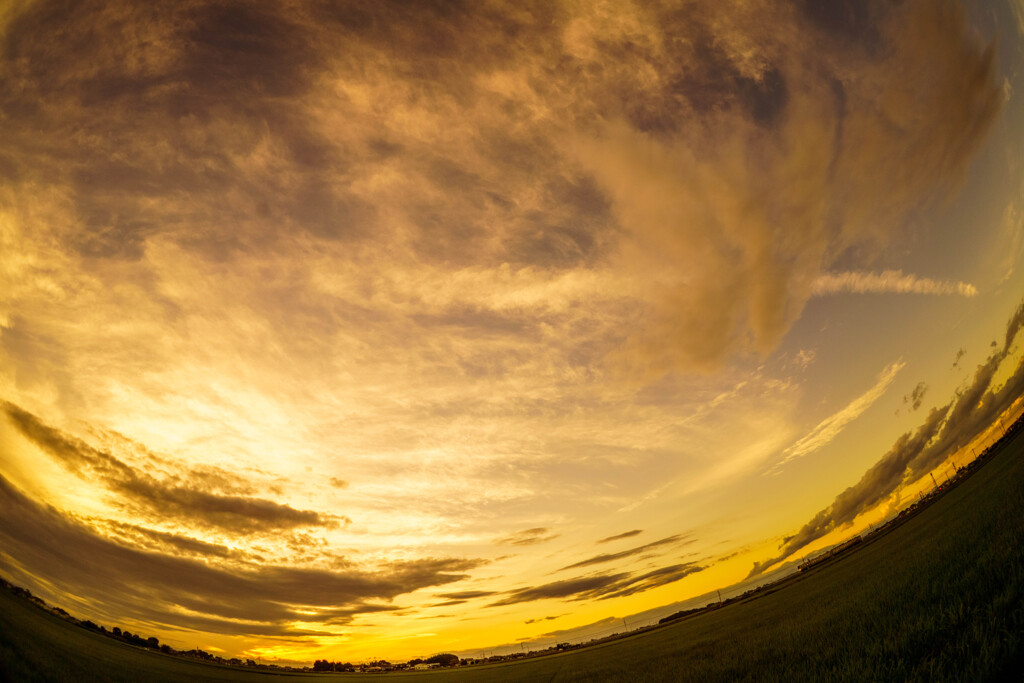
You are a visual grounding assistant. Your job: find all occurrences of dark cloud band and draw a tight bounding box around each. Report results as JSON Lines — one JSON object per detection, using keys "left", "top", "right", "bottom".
{"left": 1, "top": 402, "right": 332, "bottom": 533}
{"left": 0, "top": 472, "right": 482, "bottom": 637}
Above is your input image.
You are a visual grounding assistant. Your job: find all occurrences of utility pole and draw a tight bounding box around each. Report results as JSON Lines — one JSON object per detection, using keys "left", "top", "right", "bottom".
{"left": 717, "top": 589, "right": 722, "bottom": 603}
{"left": 930, "top": 472, "right": 939, "bottom": 489}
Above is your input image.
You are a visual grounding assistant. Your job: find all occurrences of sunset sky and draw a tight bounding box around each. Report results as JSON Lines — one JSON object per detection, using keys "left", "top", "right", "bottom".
{"left": 2, "top": 0, "right": 1024, "bottom": 666}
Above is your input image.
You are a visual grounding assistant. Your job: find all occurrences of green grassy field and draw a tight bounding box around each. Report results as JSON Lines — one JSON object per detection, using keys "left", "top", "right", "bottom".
{"left": 3, "top": 428, "right": 1023, "bottom": 682}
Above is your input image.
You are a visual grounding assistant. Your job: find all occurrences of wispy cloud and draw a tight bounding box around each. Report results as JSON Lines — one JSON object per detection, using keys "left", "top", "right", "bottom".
{"left": 524, "top": 614, "right": 562, "bottom": 624}
{"left": 812, "top": 271, "right": 978, "bottom": 297}
{"left": 904, "top": 382, "right": 929, "bottom": 411}
{"left": 495, "top": 528, "right": 560, "bottom": 547}
{"left": 434, "top": 590, "right": 497, "bottom": 601}
{"left": 488, "top": 563, "right": 704, "bottom": 607}
{"left": 770, "top": 360, "right": 905, "bottom": 471}
{"left": 750, "top": 404, "right": 950, "bottom": 577}
{"left": 751, "top": 300, "right": 1024, "bottom": 576}
{"left": 560, "top": 535, "right": 692, "bottom": 571}
{"left": 596, "top": 530, "right": 643, "bottom": 544}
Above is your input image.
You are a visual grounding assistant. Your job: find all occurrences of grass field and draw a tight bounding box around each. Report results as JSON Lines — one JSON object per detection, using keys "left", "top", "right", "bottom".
{"left": 3, "top": 428, "right": 1023, "bottom": 682}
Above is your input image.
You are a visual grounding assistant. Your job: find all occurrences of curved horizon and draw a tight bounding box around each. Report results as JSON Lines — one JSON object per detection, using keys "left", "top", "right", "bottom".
{"left": 2, "top": 0, "right": 1024, "bottom": 667}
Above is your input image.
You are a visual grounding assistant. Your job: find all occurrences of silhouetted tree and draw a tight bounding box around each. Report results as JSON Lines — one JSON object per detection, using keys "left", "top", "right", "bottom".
{"left": 426, "top": 653, "right": 459, "bottom": 667}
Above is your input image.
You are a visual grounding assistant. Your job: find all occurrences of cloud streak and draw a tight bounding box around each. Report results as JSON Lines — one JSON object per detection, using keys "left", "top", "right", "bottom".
{"left": 812, "top": 271, "right": 979, "bottom": 297}
{"left": 489, "top": 563, "right": 704, "bottom": 607}
{"left": 772, "top": 360, "right": 904, "bottom": 470}
{"left": 596, "top": 530, "right": 643, "bottom": 544}
{"left": 495, "top": 528, "right": 560, "bottom": 547}
{"left": 560, "top": 535, "right": 692, "bottom": 571}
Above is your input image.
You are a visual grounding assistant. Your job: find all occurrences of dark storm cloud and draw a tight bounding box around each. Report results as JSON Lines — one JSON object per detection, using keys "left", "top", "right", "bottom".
{"left": 1, "top": 402, "right": 332, "bottom": 533}
{"left": 489, "top": 563, "right": 704, "bottom": 607}
{"left": 596, "top": 530, "right": 643, "bottom": 544}
{"left": 750, "top": 301, "right": 1024, "bottom": 577}
{"left": 559, "top": 534, "right": 691, "bottom": 571}
{"left": 0, "top": 474, "right": 482, "bottom": 636}
{"left": 495, "top": 527, "right": 559, "bottom": 546}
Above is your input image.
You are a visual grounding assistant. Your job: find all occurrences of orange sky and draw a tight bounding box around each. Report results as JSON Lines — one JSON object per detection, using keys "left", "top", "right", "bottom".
{"left": 2, "top": 0, "right": 1024, "bottom": 665}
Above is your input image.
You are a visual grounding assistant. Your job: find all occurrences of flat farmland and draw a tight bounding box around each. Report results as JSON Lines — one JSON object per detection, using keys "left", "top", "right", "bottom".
{"left": 3, "top": 428, "right": 1023, "bottom": 682}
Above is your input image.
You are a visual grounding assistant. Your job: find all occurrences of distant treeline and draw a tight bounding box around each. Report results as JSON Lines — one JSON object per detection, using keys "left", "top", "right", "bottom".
{"left": 0, "top": 577, "right": 279, "bottom": 670}
{"left": 0, "top": 578, "right": 163, "bottom": 651}
{"left": 314, "top": 652, "right": 460, "bottom": 671}
{"left": 0, "top": 576, "right": 474, "bottom": 672}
